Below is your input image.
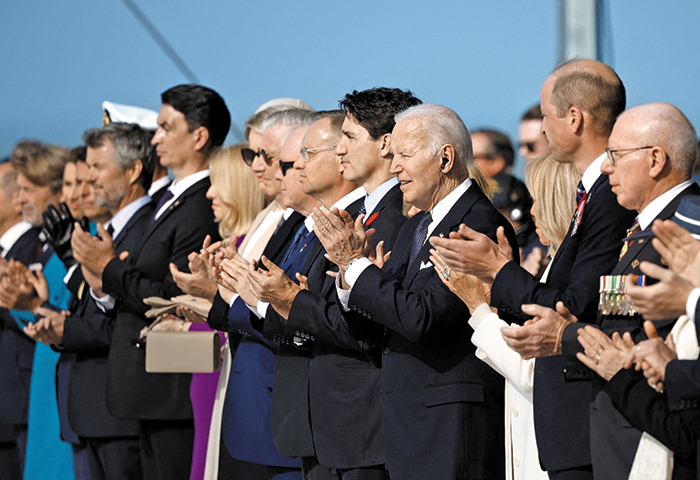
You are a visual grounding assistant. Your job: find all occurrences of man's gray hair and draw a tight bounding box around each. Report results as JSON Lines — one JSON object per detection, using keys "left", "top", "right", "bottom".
{"left": 395, "top": 104, "right": 473, "bottom": 168}
{"left": 82, "top": 122, "right": 155, "bottom": 189}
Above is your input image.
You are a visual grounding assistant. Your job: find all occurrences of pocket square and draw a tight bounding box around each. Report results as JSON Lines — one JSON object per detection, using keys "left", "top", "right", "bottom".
{"left": 420, "top": 260, "right": 432, "bottom": 270}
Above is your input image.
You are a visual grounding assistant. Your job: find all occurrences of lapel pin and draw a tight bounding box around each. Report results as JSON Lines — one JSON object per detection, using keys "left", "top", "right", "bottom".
{"left": 631, "top": 259, "right": 640, "bottom": 269}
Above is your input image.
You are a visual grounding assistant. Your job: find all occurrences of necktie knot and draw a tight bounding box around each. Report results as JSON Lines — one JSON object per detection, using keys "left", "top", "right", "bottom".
{"left": 576, "top": 181, "right": 586, "bottom": 205}
{"left": 150, "top": 190, "right": 175, "bottom": 224}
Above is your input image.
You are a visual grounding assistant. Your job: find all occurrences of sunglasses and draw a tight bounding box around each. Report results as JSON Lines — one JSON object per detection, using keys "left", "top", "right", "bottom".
{"left": 279, "top": 160, "right": 295, "bottom": 176}
{"left": 241, "top": 148, "right": 273, "bottom": 166}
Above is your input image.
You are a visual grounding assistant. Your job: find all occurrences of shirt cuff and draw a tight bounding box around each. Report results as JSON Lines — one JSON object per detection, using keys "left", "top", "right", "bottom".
{"left": 90, "top": 288, "right": 116, "bottom": 312}
{"left": 686, "top": 288, "right": 700, "bottom": 323}
{"left": 228, "top": 293, "right": 240, "bottom": 308}
{"left": 336, "top": 274, "right": 351, "bottom": 312}
{"left": 344, "top": 257, "right": 372, "bottom": 287}
{"left": 247, "top": 301, "right": 268, "bottom": 319}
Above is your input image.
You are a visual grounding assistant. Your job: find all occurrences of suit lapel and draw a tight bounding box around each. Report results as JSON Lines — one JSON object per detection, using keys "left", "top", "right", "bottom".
{"left": 113, "top": 201, "right": 154, "bottom": 251}
{"left": 402, "top": 184, "right": 483, "bottom": 286}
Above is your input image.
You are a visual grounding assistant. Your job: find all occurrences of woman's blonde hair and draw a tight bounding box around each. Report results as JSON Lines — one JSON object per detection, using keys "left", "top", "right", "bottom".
{"left": 524, "top": 153, "right": 580, "bottom": 257}
{"left": 209, "top": 143, "right": 266, "bottom": 242}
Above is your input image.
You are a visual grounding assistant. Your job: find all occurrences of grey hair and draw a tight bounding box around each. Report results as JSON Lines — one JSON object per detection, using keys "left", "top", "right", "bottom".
{"left": 82, "top": 122, "right": 155, "bottom": 190}
{"left": 395, "top": 104, "right": 473, "bottom": 168}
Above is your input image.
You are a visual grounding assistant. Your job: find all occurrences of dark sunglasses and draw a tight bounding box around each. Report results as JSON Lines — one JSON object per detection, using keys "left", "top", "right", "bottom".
{"left": 279, "top": 160, "right": 295, "bottom": 176}
{"left": 241, "top": 148, "right": 273, "bottom": 166}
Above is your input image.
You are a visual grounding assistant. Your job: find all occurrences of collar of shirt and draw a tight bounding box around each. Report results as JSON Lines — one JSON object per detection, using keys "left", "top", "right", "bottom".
{"left": 364, "top": 177, "right": 399, "bottom": 220}
{"left": 155, "top": 169, "right": 210, "bottom": 220}
{"left": 104, "top": 195, "right": 151, "bottom": 240}
{"left": 426, "top": 177, "right": 472, "bottom": 238}
{"left": 0, "top": 220, "right": 32, "bottom": 258}
{"left": 148, "top": 175, "right": 172, "bottom": 197}
{"left": 308, "top": 186, "right": 366, "bottom": 232}
{"left": 636, "top": 179, "right": 695, "bottom": 231}
{"left": 283, "top": 207, "right": 295, "bottom": 221}
{"left": 581, "top": 152, "right": 607, "bottom": 193}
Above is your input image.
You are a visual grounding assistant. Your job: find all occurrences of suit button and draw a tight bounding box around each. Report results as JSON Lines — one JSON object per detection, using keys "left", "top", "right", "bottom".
{"left": 383, "top": 348, "right": 390, "bottom": 355}
{"left": 512, "top": 407, "right": 519, "bottom": 417}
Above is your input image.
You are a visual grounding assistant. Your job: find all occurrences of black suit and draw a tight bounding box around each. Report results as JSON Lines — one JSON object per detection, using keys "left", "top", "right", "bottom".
{"left": 61, "top": 201, "right": 154, "bottom": 479}
{"left": 0, "top": 226, "right": 40, "bottom": 478}
{"left": 102, "top": 177, "right": 219, "bottom": 479}
{"left": 490, "top": 174, "right": 636, "bottom": 475}
{"left": 263, "top": 198, "right": 363, "bottom": 467}
{"left": 347, "top": 183, "right": 515, "bottom": 480}
{"left": 282, "top": 184, "right": 405, "bottom": 473}
{"left": 557, "top": 182, "right": 700, "bottom": 479}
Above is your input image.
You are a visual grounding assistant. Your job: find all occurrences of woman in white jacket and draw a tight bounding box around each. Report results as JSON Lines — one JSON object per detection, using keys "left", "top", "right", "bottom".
{"left": 431, "top": 153, "right": 579, "bottom": 480}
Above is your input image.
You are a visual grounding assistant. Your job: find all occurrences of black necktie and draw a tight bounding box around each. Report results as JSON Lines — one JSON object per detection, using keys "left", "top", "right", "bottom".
{"left": 408, "top": 212, "right": 432, "bottom": 269}
{"left": 358, "top": 200, "right": 366, "bottom": 217}
{"left": 106, "top": 224, "right": 115, "bottom": 238}
{"left": 280, "top": 224, "right": 309, "bottom": 268}
{"left": 150, "top": 190, "right": 174, "bottom": 224}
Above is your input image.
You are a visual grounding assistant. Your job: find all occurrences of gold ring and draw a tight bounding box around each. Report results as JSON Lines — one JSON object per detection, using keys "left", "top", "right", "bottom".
{"left": 593, "top": 353, "right": 600, "bottom": 365}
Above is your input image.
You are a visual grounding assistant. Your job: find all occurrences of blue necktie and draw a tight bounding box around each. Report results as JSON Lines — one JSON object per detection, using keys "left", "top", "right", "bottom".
{"left": 576, "top": 181, "right": 586, "bottom": 205}
{"left": 408, "top": 212, "right": 432, "bottom": 269}
{"left": 280, "top": 224, "right": 309, "bottom": 269}
{"left": 358, "top": 200, "right": 366, "bottom": 217}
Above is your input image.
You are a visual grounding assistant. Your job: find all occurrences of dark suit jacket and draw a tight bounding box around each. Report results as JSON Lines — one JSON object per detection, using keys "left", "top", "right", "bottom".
{"left": 491, "top": 174, "right": 636, "bottom": 473}
{"left": 347, "top": 183, "right": 516, "bottom": 480}
{"left": 220, "top": 211, "right": 305, "bottom": 468}
{"left": 0, "top": 227, "right": 39, "bottom": 426}
{"left": 606, "top": 367, "right": 699, "bottom": 479}
{"left": 61, "top": 201, "right": 153, "bottom": 437}
{"left": 282, "top": 184, "right": 405, "bottom": 469}
{"left": 557, "top": 182, "right": 700, "bottom": 479}
{"left": 263, "top": 197, "right": 363, "bottom": 459}
{"left": 103, "top": 177, "right": 220, "bottom": 420}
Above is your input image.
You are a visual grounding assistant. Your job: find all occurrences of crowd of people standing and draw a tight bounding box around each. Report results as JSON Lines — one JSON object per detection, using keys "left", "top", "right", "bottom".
{"left": 1, "top": 58, "right": 700, "bottom": 480}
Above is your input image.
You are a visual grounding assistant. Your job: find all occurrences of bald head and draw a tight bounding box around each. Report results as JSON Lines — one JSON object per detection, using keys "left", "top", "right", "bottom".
{"left": 550, "top": 59, "right": 625, "bottom": 136}
{"left": 616, "top": 102, "right": 697, "bottom": 178}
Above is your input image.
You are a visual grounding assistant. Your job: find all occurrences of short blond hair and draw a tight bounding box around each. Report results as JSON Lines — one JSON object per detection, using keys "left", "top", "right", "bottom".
{"left": 209, "top": 143, "right": 266, "bottom": 241}
{"left": 524, "top": 152, "right": 579, "bottom": 257}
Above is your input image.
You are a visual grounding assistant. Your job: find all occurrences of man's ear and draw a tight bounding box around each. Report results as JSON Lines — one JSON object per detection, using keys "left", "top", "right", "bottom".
{"left": 379, "top": 133, "right": 392, "bottom": 157}
{"left": 126, "top": 159, "right": 144, "bottom": 186}
{"left": 648, "top": 146, "right": 668, "bottom": 179}
{"left": 569, "top": 106, "right": 583, "bottom": 134}
{"left": 441, "top": 144, "right": 456, "bottom": 172}
{"left": 192, "top": 126, "right": 210, "bottom": 152}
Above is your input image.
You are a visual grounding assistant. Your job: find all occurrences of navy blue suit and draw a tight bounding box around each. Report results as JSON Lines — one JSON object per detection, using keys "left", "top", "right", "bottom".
{"left": 0, "top": 226, "right": 40, "bottom": 478}
{"left": 347, "top": 183, "right": 516, "bottom": 480}
{"left": 221, "top": 219, "right": 311, "bottom": 470}
{"left": 490, "top": 174, "right": 636, "bottom": 475}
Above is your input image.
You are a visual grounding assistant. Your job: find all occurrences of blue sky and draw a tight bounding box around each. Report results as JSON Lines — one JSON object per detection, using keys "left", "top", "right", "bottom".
{"left": 2, "top": 1, "right": 699, "bottom": 177}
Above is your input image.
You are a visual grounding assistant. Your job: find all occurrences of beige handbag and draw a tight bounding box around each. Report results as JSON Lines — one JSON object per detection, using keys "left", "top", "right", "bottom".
{"left": 142, "top": 299, "right": 222, "bottom": 373}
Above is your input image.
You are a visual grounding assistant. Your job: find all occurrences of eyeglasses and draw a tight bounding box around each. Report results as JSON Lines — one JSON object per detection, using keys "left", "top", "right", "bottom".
{"left": 300, "top": 145, "right": 336, "bottom": 161}
{"left": 241, "top": 148, "right": 274, "bottom": 166}
{"left": 241, "top": 148, "right": 256, "bottom": 166}
{"left": 605, "top": 146, "right": 653, "bottom": 166}
{"left": 279, "top": 160, "right": 295, "bottom": 176}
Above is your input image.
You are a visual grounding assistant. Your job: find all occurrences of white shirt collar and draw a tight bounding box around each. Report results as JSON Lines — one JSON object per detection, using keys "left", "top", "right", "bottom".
{"left": 0, "top": 221, "right": 32, "bottom": 258}
{"left": 148, "top": 175, "right": 172, "bottom": 197}
{"left": 104, "top": 196, "right": 151, "bottom": 240}
{"left": 364, "top": 177, "right": 399, "bottom": 220}
{"left": 637, "top": 180, "right": 695, "bottom": 230}
{"left": 427, "top": 177, "right": 472, "bottom": 237}
{"left": 154, "top": 169, "right": 210, "bottom": 220}
{"left": 309, "top": 187, "right": 366, "bottom": 232}
{"left": 582, "top": 152, "right": 607, "bottom": 193}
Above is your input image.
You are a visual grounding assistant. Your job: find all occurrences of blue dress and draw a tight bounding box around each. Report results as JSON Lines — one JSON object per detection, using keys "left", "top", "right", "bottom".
{"left": 22, "top": 252, "right": 75, "bottom": 480}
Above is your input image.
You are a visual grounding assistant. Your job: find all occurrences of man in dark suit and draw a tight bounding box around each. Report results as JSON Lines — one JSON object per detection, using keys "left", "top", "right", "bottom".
{"left": 263, "top": 88, "right": 420, "bottom": 479}
{"left": 0, "top": 159, "right": 39, "bottom": 479}
{"left": 235, "top": 112, "right": 363, "bottom": 480}
{"left": 431, "top": 60, "right": 635, "bottom": 480}
{"left": 214, "top": 117, "right": 317, "bottom": 479}
{"left": 31, "top": 122, "right": 157, "bottom": 479}
{"left": 313, "top": 104, "right": 517, "bottom": 479}
{"left": 554, "top": 102, "right": 700, "bottom": 478}
{"left": 72, "top": 85, "right": 228, "bottom": 480}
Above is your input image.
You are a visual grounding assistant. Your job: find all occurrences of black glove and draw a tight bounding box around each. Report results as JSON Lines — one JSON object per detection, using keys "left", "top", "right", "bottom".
{"left": 39, "top": 203, "right": 89, "bottom": 269}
